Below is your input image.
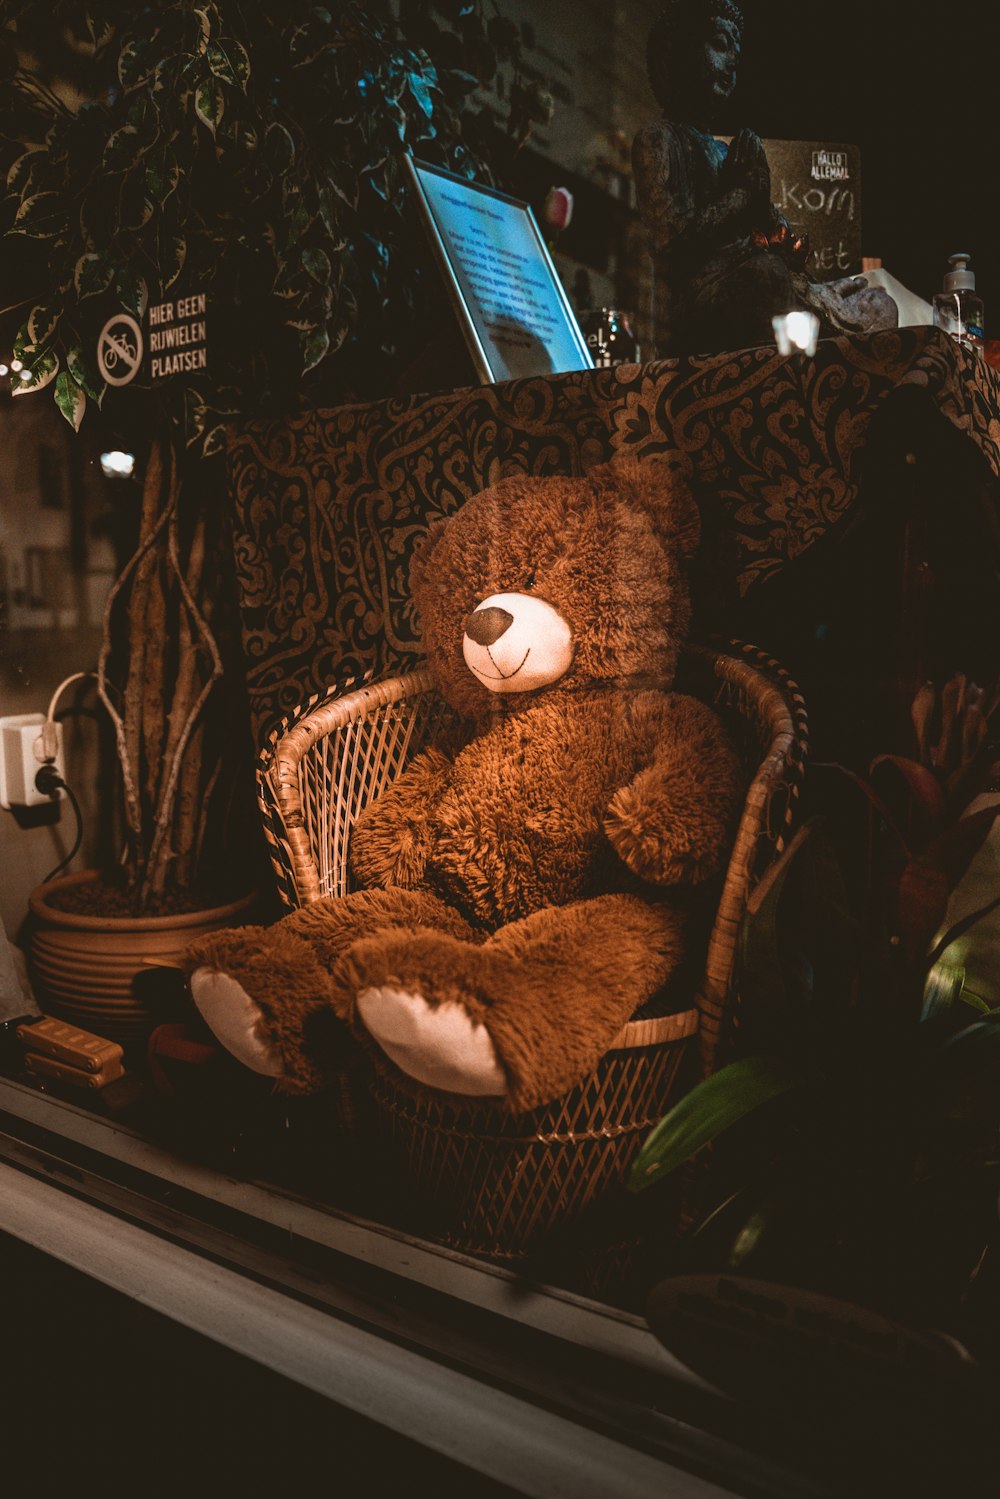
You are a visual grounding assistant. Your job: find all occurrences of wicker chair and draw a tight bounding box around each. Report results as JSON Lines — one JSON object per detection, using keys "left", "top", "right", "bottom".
{"left": 256, "top": 643, "right": 808, "bottom": 1262}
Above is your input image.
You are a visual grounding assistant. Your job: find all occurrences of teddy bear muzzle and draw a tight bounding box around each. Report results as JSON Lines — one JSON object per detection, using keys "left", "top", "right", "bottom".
{"left": 462, "top": 591, "right": 574, "bottom": 693}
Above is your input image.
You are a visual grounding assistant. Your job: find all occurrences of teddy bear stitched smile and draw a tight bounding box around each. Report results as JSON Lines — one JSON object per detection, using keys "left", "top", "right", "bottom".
{"left": 463, "top": 591, "right": 574, "bottom": 692}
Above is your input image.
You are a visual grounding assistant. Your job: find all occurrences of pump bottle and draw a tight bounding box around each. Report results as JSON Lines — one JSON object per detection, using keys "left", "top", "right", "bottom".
{"left": 933, "top": 253, "right": 985, "bottom": 352}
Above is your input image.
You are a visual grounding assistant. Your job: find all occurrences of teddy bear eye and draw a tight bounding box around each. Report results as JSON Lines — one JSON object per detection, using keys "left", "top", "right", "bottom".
{"left": 524, "top": 570, "right": 537, "bottom": 590}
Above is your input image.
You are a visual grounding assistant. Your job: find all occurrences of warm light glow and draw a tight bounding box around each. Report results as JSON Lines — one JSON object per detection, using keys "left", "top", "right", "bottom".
{"left": 0, "top": 364, "right": 8, "bottom": 377}
{"left": 772, "top": 310, "right": 820, "bottom": 357}
{"left": 100, "top": 450, "right": 136, "bottom": 479}
{"left": 9, "top": 358, "right": 22, "bottom": 372}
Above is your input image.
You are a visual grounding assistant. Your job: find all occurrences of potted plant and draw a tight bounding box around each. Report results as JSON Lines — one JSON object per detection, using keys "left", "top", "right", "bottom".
{"left": 0, "top": 1, "right": 539, "bottom": 1039}
{"left": 629, "top": 675, "right": 1000, "bottom": 1340}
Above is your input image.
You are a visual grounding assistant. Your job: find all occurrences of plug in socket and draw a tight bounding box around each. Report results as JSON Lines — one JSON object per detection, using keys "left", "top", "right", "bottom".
{"left": 0, "top": 715, "right": 65, "bottom": 810}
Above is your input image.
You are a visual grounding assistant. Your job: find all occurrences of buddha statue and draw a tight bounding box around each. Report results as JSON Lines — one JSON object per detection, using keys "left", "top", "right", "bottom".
{"left": 633, "top": 0, "right": 896, "bottom": 355}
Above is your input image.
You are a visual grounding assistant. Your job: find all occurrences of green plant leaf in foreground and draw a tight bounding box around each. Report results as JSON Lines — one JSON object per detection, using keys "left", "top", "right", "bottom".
{"left": 53, "top": 369, "right": 85, "bottom": 430}
{"left": 628, "top": 1056, "right": 798, "bottom": 1192}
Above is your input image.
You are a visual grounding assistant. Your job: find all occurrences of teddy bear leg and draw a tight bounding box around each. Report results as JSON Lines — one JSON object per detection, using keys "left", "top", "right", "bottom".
{"left": 186, "top": 888, "right": 474, "bottom": 1090}
{"left": 350, "top": 893, "right": 686, "bottom": 1110}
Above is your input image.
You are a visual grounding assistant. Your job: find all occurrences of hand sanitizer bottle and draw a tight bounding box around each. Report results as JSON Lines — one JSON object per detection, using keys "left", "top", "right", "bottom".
{"left": 933, "top": 253, "right": 985, "bottom": 353}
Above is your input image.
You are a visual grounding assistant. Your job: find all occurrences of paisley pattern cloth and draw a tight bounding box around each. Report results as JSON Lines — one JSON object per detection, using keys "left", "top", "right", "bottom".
{"left": 229, "top": 327, "right": 1000, "bottom": 744}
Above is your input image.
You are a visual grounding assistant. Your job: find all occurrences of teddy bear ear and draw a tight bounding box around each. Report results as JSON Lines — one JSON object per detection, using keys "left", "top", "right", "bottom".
{"left": 408, "top": 515, "right": 450, "bottom": 597}
{"left": 587, "top": 457, "right": 701, "bottom": 562}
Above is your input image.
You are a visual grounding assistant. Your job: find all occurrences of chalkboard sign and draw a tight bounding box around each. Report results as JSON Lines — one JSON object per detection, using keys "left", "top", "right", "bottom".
{"left": 764, "top": 138, "right": 862, "bottom": 281}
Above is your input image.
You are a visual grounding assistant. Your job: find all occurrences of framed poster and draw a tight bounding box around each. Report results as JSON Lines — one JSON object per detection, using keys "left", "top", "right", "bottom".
{"left": 405, "top": 156, "right": 593, "bottom": 384}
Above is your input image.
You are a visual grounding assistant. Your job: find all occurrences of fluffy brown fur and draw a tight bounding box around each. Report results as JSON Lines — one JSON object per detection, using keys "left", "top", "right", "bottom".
{"left": 187, "top": 457, "right": 743, "bottom": 1109}
{"left": 186, "top": 888, "right": 473, "bottom": 1091}
{"left": 345, "top": 895, "right": 686, "bottom": 1111}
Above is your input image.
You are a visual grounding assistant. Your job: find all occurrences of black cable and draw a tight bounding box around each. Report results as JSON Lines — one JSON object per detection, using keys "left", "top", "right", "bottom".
{"left": 36, "top": 769, "right": 84, "bottom": 885}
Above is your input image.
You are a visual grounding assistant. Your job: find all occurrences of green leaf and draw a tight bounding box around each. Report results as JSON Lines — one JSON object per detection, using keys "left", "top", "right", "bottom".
{"left": 328, "top": 312, "right": 351, "bottom": 356}
{"left": 53, "top": 370, "right": 86, "bottom": 431}
{"left": 194, "top": 76, "right": 225, "bottom": 135}
{"left": 66, "top": 343, "right": 105, "bottom": 405}
{"left": 206, "top": 40, "right": 249, "bottom": 89}
{"left": 408, "top": 73, "right": 435, "bottom": 119}
{"left": 301, "top": 246, "right": 331, "bottom": 284}
{"left": 11, "top": 348, "right": 59, "bottom": 396}
{"left": 7, "top": 147, "right": 46, "bottom": 192}
{"left": 10, "top": 192, "right": 63, "bottom": 237}
{"left": 225, "top": 37, "right": 250, "bottom": 86}
{"left": 162, "top": 234, "right": 187, "bottom": 290}
{"left": 959, "top": 989, "right": 992, "bottom": 1016}
{"left": 921, "top": 961, "right": 967, "bottom": 1022}
{"left": 103, "top": 124, "right": 141, "bottom": 173}
{"left": 119, "top": 37, "right": 157, "bottom": 89}
{"left": 317, "top": 184, "right": 343, "bottom": 235}
{"left": 116, "top": 266, "right": 148, "bottom": 319}
{"left": 928, "top": 892, "right": 1000, "bottom": 970}
{"left": 288, "top": 199, "right": 313, "bottom": 244}
{"left": 74, "top": 251, "right": 115, "bottom": 300}
{"left": 923, "top": 805, "right": 1000, "bottom": 894}
{"left": 300, "top": 325, "right": 329, "bottom": 372}
{"left": 628, "top": 1057, "right": 798, "bottom": 1192}
{"left": 145, "top": 143, "right": 180, "bottom": 203}
{"left": 121, "top": 170, "right": 155, "bottom": 230}
{"left": 26, "top": 302, "right": 60, "bottom": 349}
{"left": 76, "top": 14, "right": 113, "bottom": 50}
{"left": 899, "top": 807, "right": 1000, "bottom": 967}
{"left": 193, "top": 6, "right": 215, "bottom": 51}
{"left": 264, "top": 122, "right": 295, "bottom": 170}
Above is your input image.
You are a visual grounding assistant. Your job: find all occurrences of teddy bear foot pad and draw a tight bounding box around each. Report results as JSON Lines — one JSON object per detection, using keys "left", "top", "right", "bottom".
{"left": 189, "top": 968, "right": 285, "bottom": 1077}
{"left": 357, "top": 985, "right": 507, "bottom": 1096}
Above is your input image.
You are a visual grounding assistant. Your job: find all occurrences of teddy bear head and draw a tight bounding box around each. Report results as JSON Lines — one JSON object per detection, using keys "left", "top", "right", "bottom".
{"left": 410, "top": 457, "right": 701, "bottom": 717}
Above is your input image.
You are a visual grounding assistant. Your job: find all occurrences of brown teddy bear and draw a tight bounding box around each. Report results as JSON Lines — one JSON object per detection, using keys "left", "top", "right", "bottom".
{"left": 186, "top": 458, "right": 743, "bottom": 1110}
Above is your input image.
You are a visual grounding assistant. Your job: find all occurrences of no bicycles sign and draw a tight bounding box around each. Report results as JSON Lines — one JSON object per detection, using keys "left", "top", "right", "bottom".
{"left": 96, "top": 292, "right": 208, "bottom": 388}
{"left": 97, "top": 312, "right": 144, "bottom": 387}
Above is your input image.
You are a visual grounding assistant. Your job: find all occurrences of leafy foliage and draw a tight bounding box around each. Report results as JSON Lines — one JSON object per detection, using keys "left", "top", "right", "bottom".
{"left": 0, "top": 1, "right": 536, "bottom": 450}
{"left": 0, "top": 2, "right": 540, "bottom": 909}
{"left": 630, "top": 691, "right": 1000, "bottom": 1330}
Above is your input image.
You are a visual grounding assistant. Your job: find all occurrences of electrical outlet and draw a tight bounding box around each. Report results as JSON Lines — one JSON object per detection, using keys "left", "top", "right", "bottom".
{"left": 0, "top": 714, "right": 65, "bottom": 810}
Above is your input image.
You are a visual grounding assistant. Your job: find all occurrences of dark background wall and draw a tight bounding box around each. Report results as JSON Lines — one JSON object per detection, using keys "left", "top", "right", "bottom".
{"left": 734, "top": 0, "right": 1000, "bottom": 313}
{"left": 507, "top": 0, "right": 1000, "bottom": 330}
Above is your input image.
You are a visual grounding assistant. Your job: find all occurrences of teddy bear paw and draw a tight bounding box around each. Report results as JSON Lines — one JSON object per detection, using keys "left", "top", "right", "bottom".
{"left": 189, "top": 967, "right": 285, "bottom": 1078}
{"left": 356, "top": 985, "right": 506, "bottom": 1097}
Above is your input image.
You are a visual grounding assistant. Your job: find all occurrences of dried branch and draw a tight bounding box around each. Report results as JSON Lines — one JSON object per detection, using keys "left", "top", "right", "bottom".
{"left": 141, "top": 503, "right": 224, "bottom": 904}
{"left": 97, "top": 444, "right": 174, "bottom": 880}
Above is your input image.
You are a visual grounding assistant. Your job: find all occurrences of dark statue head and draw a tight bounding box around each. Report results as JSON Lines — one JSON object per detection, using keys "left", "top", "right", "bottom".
{"left": 647, "top": 0, "right": 744, "bottom": 121}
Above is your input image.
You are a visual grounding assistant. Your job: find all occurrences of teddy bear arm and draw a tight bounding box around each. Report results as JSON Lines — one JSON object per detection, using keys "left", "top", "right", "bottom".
{"left": 349, "top": 744, "right": 455, "bottom": 889}
{"left": 604, "top": 697, "right": 743, "bottom": 886}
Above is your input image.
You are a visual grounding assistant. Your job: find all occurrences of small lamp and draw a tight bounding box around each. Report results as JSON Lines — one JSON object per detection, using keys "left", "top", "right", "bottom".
{"left": 100, "top": 450, "right": 136, "bottom": 479}
{"left": 772, "top": 310, "right": 820, "bottom": 358}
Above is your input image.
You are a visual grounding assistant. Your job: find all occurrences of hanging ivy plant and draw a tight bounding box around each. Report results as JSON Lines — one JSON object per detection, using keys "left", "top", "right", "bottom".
{"left": 0, "top": 1, "right": 537, "bottom": 454}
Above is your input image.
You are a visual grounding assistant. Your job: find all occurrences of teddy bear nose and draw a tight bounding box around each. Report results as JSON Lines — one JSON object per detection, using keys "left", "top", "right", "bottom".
{"left": 465, "top": 605, "right": 514, "bottom": 646}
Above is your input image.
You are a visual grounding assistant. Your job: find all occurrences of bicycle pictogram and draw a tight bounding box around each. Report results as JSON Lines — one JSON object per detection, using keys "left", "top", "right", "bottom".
{"left": 97, "top": 313, "right": 144, "bottom": 387}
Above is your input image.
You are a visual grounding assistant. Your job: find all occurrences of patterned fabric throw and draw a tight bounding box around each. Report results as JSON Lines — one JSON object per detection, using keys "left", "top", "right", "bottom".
{"left": 228, "top": 328, "right": 1000, "bottom": 745}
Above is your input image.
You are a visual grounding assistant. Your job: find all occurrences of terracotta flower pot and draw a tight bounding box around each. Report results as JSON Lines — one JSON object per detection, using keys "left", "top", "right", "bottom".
{"left": 28, "top": 871, "right": 256, "bottom": 1049}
